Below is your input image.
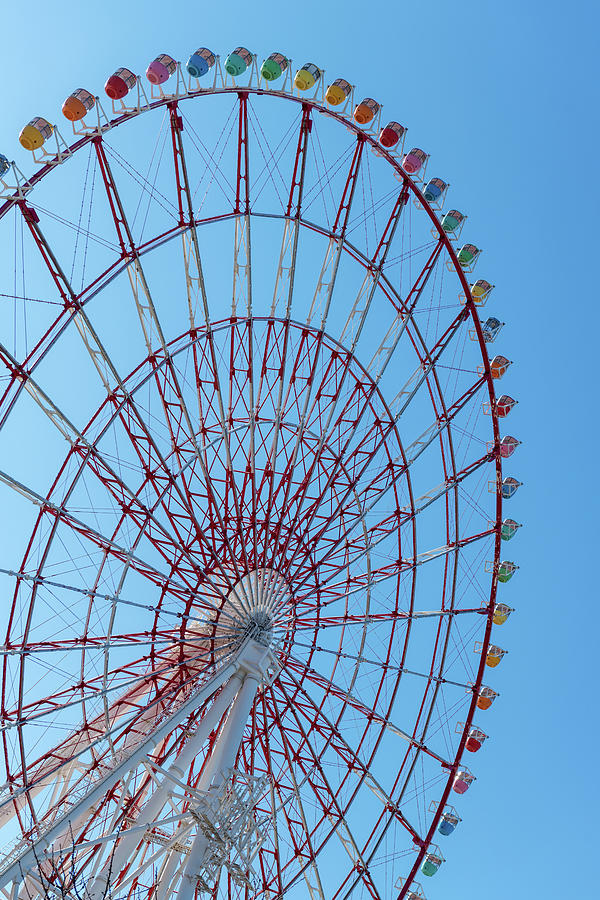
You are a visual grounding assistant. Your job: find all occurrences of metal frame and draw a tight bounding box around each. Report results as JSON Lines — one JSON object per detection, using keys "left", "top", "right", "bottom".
{"left": 0, "top": 73, "right": 507, "bottom": 900}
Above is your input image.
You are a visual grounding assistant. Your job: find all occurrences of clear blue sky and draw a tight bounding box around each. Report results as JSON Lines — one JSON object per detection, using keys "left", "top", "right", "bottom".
{"left": 0, "top": 1, "right": 597, "bottom": 898}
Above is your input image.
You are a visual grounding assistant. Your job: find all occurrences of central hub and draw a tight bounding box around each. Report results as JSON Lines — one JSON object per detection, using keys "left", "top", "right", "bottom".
{"left": 225, "top": 568, "right": 292, "bottom": 650}
{"left": 238, "top": 609, "right": 273, "bottom": 646}
{"left": 191, "top": 568, "right": 293, "bottom": 657}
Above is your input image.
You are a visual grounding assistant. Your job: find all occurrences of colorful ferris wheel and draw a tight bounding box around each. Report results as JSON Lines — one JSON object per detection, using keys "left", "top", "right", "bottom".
{"left": 0, "top": 45, "right": 522, "bottom": 900}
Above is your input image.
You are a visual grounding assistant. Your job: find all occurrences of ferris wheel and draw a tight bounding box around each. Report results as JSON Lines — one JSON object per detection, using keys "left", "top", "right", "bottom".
{"left": 0, "top": 46, "right": 522, "bottom": 900}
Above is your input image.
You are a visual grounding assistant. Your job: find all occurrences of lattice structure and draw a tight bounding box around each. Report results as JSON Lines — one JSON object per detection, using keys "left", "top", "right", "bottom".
{"left": 0, "top": 44, "right": 521, "bottom": 900}
{"left": 191, "top": 769, "right": 269, "bottom": 892}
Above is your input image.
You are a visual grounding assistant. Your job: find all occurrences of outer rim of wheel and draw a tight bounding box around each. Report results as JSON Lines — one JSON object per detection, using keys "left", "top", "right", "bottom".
{"left": 0, "top": 78, "right": 504, "bottom": 899}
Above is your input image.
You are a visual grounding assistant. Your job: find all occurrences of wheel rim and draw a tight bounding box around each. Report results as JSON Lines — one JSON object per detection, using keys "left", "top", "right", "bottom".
{"left": 0, "top": 62, "right": 512, "bottom": 900}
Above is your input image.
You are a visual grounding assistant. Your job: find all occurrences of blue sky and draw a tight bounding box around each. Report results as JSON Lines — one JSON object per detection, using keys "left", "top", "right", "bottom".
{"left": 0, "top": 0, "right": 597, "bottom": 898}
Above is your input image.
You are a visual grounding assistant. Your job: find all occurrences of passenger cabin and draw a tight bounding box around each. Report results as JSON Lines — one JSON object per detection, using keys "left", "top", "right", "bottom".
{"left": 485, "top": 644, "right": 507, "bottom": 668}
{"left": 489, "top": 355, "right": 511, "bottom": 379}
{"left": 453, "top": 769, "right": 475, "bottom": 794}
{"left": 326, "top": 79, "right": 351, "bottom": 106}
{"left": 421, "top": 853, "right": 443, "bottom": 877}
{"left": 402, "top": 147, "right": 427, "bottom": 174}
{"left": 423, "top": 178, "right": 447, "bottom": 203}
{"left": 105, "top": 68, "right": 137, "bottom": 100}
{"left": 62, "top": 89, "right": 95, "bottom": 122}
{"left": 261, "top": 52, "right": 288, "bottom": 81}
{"left": 146, "top": 54, "right": 177, "bottom": 85}
{"left": 501, "top": 518, "right": 521, "bottom": 541}
{"left": 496, "top": 394, "right": 517, "bottom": 417}
{"left": 501, "top": 476, "right": 522, "bottom": 499}
{"left": 481, "top": 317, "right": 503, "bottom": 343}
{"left": 471, "top": 279, "right": 494, "bottom": 303}
{"left": 465, "top": 727, "right": 487, "bottom": 753}
{"left": 477, "top": 685, "right": 498, "bottom": 710}
{"left": 379, "top": 121, "right": 405, "bottom": 148}
{"left": 497, "top": 561, "right": 518, "bottom": 584}
{"left": 225, "top": 47, "right": 253, "bottom": 77}
{"left": 354, "top": 98, "right": 379, "bottom": 125}
{"left": 499, "top": 436, "right": 520, "bottom": 458}
{"left": 493, "top": 602, "right": 514, "bottom": 625}
{"left": 294, "top": 63, "right": 321, "bottom": 91}
{"left": 441, "top": 210, "right": 464, "bottom": 233}
{"left": 438, "top": 812, "right": 460, "bottom": 836}
{"left": 19, "top": 118, "right": 53, "bottom": 151}
{"left": 457, "top": 243, "right": 480, "bottom": 269}
{"left": 187, "top": 48, "right": 216, "bottom": 78}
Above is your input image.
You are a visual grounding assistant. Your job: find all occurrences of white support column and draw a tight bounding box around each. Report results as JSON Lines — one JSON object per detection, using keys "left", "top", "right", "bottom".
{"left": 0, "top": 658, "right": 238, "bottom": 892}
{"left": 153, "top": 844, "right": 188, "bottom": 900}
{"left": 84, "top": 670, "right": 246, "bottom": 900}
{"left": 196, "top": 674, "right": 259, "bottom": 793}
{"left": 175, "top": 642, "right": 271, "bottom": 900}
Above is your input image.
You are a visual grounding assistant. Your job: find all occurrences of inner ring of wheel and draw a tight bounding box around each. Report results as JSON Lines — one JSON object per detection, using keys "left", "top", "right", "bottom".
{"left": 41, "top": 316, "right": 412, "bottom": 690}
